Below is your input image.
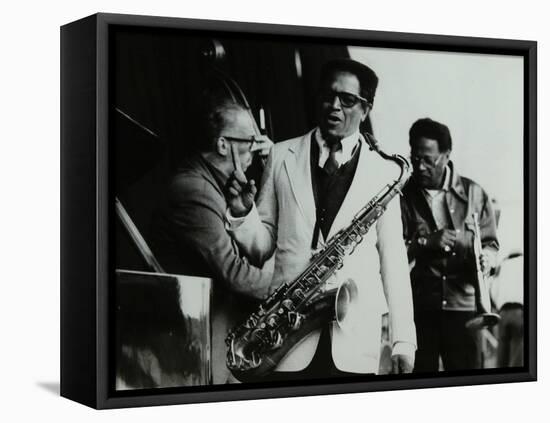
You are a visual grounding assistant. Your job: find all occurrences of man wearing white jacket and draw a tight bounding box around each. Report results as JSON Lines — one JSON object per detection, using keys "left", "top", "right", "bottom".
{"left": 226, "top": 59, "right": 416, "bottom": 380}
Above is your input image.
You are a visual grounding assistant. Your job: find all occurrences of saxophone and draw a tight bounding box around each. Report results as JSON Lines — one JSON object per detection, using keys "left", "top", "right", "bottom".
{"left": 225, "top": 133, "right": 411, "bottom": 381}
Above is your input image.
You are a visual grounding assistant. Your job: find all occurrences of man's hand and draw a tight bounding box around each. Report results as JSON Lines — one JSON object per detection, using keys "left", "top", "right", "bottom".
{"left": 226, "top": 143, "right": 257, "bottom": 217}
{"left": 391, "top": 354, "right": 414, "bottom": 374}
{"left": 426, "top": 229, "right": 459, "bottom": 252}
{"left": 251, "top": 134, "right": 274, "bottom": 160}
{"left": 480, "top": 249, "right": 496, "bottom": 276}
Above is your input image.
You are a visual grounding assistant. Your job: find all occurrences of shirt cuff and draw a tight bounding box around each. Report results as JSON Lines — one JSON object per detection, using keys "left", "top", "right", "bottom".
{"left": 225, "top": 204, "right": 256, "bottom": 231}
{"left": 391, "top": 341, "right": 416, "bottom": 358}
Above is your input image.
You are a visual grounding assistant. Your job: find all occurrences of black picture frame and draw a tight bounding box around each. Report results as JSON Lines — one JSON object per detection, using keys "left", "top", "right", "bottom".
{"left": 60, "top": 12, "right": 537, "bottom": 409}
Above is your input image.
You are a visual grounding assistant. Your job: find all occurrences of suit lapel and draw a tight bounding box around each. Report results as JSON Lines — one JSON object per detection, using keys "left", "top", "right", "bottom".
{"left": 283, "top": 131, "right": 317, "bottom": 232}
{"left": 327, "top": 139, "right": 373, "bottom": 240}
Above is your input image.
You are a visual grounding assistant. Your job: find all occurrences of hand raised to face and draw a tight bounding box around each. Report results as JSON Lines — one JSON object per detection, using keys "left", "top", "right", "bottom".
{"left": 226, "top": 142, "right": 257, "bottom": 217}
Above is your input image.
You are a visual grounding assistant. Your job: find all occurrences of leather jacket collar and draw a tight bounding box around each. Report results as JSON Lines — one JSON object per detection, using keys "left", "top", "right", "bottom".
{"left": 448, "top": 161, "right": 468, "bottom": 203}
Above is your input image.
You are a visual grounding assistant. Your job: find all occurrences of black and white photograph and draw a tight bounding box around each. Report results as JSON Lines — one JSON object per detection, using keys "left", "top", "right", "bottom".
{"left": 4, "top": 0, "right": 549, "bottom": 420}
{"left": 108, "top": 21, "right": 531, "bottom": 393}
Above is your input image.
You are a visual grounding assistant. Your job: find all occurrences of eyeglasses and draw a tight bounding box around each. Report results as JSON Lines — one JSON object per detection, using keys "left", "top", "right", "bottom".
{"left": 321, "top": 90, "right": 369, "bottom": 108}
{"left": 410, "top": 153, "right": 445, "bottom": 168}
{"left": 221, "top": 135, "right": 256, "bottom": 151}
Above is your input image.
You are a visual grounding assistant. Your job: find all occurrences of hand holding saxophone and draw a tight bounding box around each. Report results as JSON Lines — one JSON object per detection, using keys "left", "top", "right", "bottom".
{"left": 226, "top": 143, "right": 257, "bottom": 217}
{"left": 480, "top": 249, "right": 496, "bottom": 276}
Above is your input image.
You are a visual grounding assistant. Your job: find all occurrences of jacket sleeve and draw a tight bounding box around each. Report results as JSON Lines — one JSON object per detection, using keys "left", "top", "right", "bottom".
{"left": 458, "top": 182, "right": 499, "bottom": 264}
{"left": 228, "top": 149, "right": 278, "bottom": 266}
{"left": 376, "top": 195, "right": 417, "bottom": 351}
{"left": 169, "top": 176, "right": 272, "bottom": 299}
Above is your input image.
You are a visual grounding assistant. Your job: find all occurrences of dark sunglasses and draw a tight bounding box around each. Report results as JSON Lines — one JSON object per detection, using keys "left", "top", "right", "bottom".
{"left": 321, "top": 90, "right": 369, "bottom": 108}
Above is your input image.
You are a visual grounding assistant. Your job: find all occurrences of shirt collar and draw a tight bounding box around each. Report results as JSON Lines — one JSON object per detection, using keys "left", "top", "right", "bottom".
{"left": 314, "top": 128, "right": 360, "bottom": 165}
{"left": 424, "top": 165, "right": 451, "bottom": 197}
{"left": 441, "top": 165, "right": 451, "bottom": 190}
{"left": 448, "top": 161, "right": 468, "bottom": 201}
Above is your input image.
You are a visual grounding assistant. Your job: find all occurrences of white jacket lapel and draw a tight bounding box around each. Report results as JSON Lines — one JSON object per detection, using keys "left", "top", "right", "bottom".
{"left": 328, "top": 138, "right": 378, "bottom": 239}
{"left": 283, "top": 130, "right": 317, "bottom": 231}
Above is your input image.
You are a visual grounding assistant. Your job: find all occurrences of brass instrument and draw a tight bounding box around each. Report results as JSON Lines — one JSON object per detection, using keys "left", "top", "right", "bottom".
{"left": 225, "top": 133, "right": 411, "bottom": 381}
{"left": 465, "top": 212, "right": 500, "bottom": 330}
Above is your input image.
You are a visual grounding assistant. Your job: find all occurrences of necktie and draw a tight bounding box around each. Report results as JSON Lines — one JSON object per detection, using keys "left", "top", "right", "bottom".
{"left": 323, "top": 141, "right": 342, "bottom": 175}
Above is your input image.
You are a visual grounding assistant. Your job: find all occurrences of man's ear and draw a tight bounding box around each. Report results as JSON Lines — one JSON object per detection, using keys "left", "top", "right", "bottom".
{"left": 216, "top": 137, "right": 229, "bottom": 156}
{"left": 441, "top": 150, "right": 452, "bottom": 165}
{"left": 360, "top": 103, "right": 371, "bottom": 122}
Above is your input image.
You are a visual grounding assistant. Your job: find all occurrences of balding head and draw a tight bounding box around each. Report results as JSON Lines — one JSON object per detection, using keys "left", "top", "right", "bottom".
{"left": 198, "top": 99, "right": 257, "bottom": 174}
{"left": 201, "top": 101, "right": 252, "bottom": 152}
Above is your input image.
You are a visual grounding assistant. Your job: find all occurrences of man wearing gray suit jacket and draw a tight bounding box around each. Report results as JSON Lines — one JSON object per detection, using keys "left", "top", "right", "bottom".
{"left": 152, "top": 100, "right": 273, "bottom": 384}
{"left": 226, "top": 59, "right": 416, "bottom": 380}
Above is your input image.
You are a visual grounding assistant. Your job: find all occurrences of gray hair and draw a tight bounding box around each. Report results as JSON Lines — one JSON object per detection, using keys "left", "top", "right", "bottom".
{"left": 200, "top": 100, "right": 248, "bottom": 152}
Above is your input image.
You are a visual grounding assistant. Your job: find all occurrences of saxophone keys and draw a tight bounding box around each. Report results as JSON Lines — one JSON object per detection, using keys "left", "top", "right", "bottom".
{"left": 288, "top": 311, "right": 303, "bottom": 330}
{"left": 272, "top": 331, "right": 283, "bottom": 348}
{"left": 292, "top": 288, "right": 305, "bottom": 301}
{"left": 245, "top": 315, "right": 258, "bottom": 328}
{"left": 281, "top": 299, "right": 294, "bottom": 310}
{"left": 267, "top": 314, "right": 279, "bottom": 327}
{"left": 250, "top": 351, "right": 261, "bottom": 368}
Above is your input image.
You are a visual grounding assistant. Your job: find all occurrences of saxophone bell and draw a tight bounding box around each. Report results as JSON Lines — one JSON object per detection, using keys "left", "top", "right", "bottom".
{"left": 335, "top": 278, "right": 360, "bottom": 333}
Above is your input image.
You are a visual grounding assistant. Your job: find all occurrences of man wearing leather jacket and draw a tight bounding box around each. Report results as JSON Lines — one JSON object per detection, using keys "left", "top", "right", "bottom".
{"left": 400, "top": 118, "right": 499, "bottom": 372}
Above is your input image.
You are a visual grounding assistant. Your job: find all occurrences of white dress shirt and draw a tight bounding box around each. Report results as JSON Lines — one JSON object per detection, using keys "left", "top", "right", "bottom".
{"left": 314, "top": 128, "right": 360, "bottom": 169}
{"left": 423, "top": 165, "right": 451, "bottom": 230}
